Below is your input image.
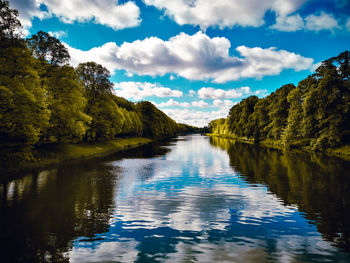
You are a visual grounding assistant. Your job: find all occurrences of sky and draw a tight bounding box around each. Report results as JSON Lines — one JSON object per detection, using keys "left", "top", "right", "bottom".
{"left": 9, "top": 0, "right": 350, "bottom": 127}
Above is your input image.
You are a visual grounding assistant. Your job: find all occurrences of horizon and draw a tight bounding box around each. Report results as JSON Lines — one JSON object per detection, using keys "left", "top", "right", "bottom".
{"left": 10, "top": 0, "right": 350, "bottom": 127}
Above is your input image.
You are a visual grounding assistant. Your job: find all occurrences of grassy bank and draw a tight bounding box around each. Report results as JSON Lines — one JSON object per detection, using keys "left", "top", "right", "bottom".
{"left": 1, "top": 137, "right": 153, "bottom": 174}
{"left": 206, "top": 133, "right": 350, "bottom": 161}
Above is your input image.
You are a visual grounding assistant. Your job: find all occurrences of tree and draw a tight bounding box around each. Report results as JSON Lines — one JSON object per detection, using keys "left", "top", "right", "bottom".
{"left": 45, "top": 66, "right": 91, "bottom": 143}
{"left": 227, "top": 96, "right": 258, "bottom": 137}
{"left": 246, "top": 98, "right": 270, "bottom": 141}
{"left": 0, "top": 0, "right": 22, "bottom": 41}
{"left": 136, "top": 101, "right": 177, "bottom": 138}
{"left": 305, "top": 65, "right": 348, "bottom": 149}
{"left": 76, "top": 62, "right": 113, "bottom": 104}
{"left": 281, "top": 87, "right": 303, "bottom": 146}
{"left": 0, "top": 44, "right": 50, "bottom": 144}
{"left": 77, "top": 62, "right": 120, "bottom": 141}
{"left": 26, "top": 31, "right": 70, "bottom": 66}
{"left": 86, "top": 94, "right": 124, "bottom": 140}
{"left": 266, "top": 84, "right": 295, "bottom": 140}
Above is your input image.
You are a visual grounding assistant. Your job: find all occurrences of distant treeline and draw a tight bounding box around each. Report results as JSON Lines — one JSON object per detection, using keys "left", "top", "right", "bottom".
{"left": 0, "top": 1, "right": 200, "bottom": 146}
{"left": 210, "top": 51, "right": 350, "bottom": 150}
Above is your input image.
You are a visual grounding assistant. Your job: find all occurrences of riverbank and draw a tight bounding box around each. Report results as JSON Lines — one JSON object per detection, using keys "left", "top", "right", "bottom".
{"left": 0, "top": 137, "right": 153, "bottom": 176}
{"left": 206, "top": 133, "right": 350, "bottom": 161}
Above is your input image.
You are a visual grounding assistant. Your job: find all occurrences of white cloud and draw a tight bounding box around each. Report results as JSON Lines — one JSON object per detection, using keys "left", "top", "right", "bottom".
{"left": 346, "top": 18, "right": 350, "bottom": 31}
{"left": 125, "top": 72, "right": 134, "bottom": 77}
{"left": 189, "top": 90, "right": 196, "bottom": 96}
{"left": 236, "top": 46, "right": 313, "bottom": 78}
{"left": 157, "top": 99, "right": 191, "bottom": 108}
{"left": 271, "top": 14, "right": 304, "bottom": 32}
{"left": 162, "top": 108, "right": 229, "bottom": 127}
{"left": 48, "top": 30, "right": 67, "bottom": 39}
{"left": 10, "top": 0, "right": 141, "bottom": 31}
{"left": 271, "top": 11, "right": 342, "bottom": 33}
{"left": 305, "top": 12, "right": 340, "bottom": 32}
{"left": 254, "top": 89, "right": 269, "bottom": 96}
{"left": 192, "top": 100, "right": 209, "bottom": 108}
{"left": 160, "top": 99, "right": 236, "bottom": 126}
{"left": 8, "top": 0, "right": 49, "bottom": 35}
{"left": 114, "top": 81, "right": 183, "bottom": 100}
{"left": 198, "top": 87, "right": 251, "bottom": 99}
{"left": 213, "top": 99, "right": 235, "bottom": 108}
{"left": 311, "top": 61, "right": 322, "bottom": 72}
{"left": 143, "top": 0, "right": 306, "bottom": 30}
{"left": 155, "top": 98, "right": 234, "bottom": 111}
{"left": 66, "top": 31, "right": 313, "bottom": 83}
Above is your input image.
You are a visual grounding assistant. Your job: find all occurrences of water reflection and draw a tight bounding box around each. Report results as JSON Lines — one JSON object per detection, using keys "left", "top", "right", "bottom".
{"left": 209, "top": 136, "right": 350, "bottom": 251}
{"left": 0, "top": 135, "right": 350, "bottom": 262}
{"left": 0, "top": 161, "right": 119, "bottom": 262}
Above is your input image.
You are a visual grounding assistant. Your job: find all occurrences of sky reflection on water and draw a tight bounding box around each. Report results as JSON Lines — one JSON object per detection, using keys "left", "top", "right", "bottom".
{"left": 1, "top": 135, "right": 349, "bottom": 262}
{"left": 68, "top": 135, "right": 350, "bottom": 262}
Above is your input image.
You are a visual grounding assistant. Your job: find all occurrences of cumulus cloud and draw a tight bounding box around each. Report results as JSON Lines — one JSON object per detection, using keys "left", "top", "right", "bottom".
{"left": 271, "top": 14, "right": 304, "bottom": 32}
{"left": 10, "top": 0, "right": 141, "bottom": 31}
{"left": 305, "top": 12, "right": 340, "bottom": 32}
{"left": 157, "top": 99, "right": 191, "bottom": 108}
{"left": 271, "top": 11, "right": 342, "bottom": 33}
{"left": 143, "top": 0, "right": 306, "bottom": 30}
{"left": 66, "top": 31, "right": 313, "bottom": 83}
{"left": 155, "top": 98, "right": 234, "bottom": 110}
{"left": 212, "top": 99, "right": 235, "bottom": 108}
{"left": 192, "top": 100, "right": 209, "bottom": 108}
{"left": 114, "top": 82, "right": 183, "bottom": 100}
{"left": 236, "top": 46, "right": 313, "bottom": 78}
{"left": 162, "top": 108, "right": 230, "bottom": 127}
{"left": 198, "top": 87, "right": 251, "bottom": 99}
{"left": 159, "top": 99, "right": 237, "bottom": 126}
{"left": 9, "top": 0, "right": 46, "bottom": 28}
{"left": 48, "top": 30, "right": 67, "bottom": 39}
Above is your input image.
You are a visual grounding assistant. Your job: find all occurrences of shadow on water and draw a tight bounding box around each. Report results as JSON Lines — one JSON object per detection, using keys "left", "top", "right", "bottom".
{"left": 0, "top": 139, "right": 172, "bottom": 184}
{"left": 209, "top": 136, "right": 350, "bottom": 251}
{"left": 0, "top": 140, "right": 172, "bottom": 263}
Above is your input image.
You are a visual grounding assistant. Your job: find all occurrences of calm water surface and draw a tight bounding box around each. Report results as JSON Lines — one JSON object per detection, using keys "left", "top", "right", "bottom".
{"left": 1, "top": 134, "right": 350, "bottom": 262}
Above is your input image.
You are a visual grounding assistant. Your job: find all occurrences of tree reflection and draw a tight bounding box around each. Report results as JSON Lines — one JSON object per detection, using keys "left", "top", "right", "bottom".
{"left": 209, "top": 136, "right": 350, "bottom": 251}
{"left": 0, "top": 140, "right": 171, "bottom": 263}
{"left": 0, "top": 161, "right": 118, "bottom": 263}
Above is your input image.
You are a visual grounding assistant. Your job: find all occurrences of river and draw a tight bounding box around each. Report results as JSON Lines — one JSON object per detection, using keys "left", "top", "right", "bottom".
{"left": 1, "top": 134, "right": 350, "bottom": 262}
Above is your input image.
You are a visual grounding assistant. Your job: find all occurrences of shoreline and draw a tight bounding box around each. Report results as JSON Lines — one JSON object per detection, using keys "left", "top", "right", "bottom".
{"left": 206, "top": 134, "right": 350, "bottom": 161}
{"left": 0, "top": 137, "right": 154, "bottom": 178}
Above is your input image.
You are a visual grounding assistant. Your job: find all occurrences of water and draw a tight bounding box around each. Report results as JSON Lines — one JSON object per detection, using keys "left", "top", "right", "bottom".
{"left": 1, "top": 134, "right": 350, "bottom": 262}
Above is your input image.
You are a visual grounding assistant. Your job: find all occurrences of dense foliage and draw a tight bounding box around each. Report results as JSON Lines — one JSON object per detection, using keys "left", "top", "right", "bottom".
{"left": 0, "top": 1, "right": 198, "bottom": 145}
{"left": 210, "top": 51, "right": 350, "bottom": 150}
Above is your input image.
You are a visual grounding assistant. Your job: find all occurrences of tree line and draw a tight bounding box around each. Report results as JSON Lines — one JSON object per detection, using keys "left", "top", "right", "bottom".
{"left": 0, "top": 0, "right": 197, "bottom": 146}
{"left": 210, "top": 51, "right": 350, "bottom": 150}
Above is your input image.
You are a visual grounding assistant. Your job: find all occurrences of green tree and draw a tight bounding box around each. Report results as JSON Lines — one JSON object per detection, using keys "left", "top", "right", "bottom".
{"left": 0, "top": 44, "right": 50, "bottom": 144}
{"left": 136, "top": 101, "right": 177, "bottom": 138}
{"left": 305, "top": 63, "right": 349, "bottom": 149}
{"left": 86, "top": 94, "right": 124, "bottom": 140}
{"left": 76, "top": 62, "right": 113, "bottom": 103}
{"left": 0, "top": 0, "right": 22, "bottom": 41}
{"left": 227, "top": 96, "right": 258, "bottom": 137}
{"left": 45, "top": 66, "right": 91, "bottom": 143}
{"left": 77, "top": 62, "right": 121, "bottom": 141}
{"left": 281, "top": 87, "right": 303, "bottom": 146}
{"left": 26, "top": 31, "right": 70, "bottom": 66}
{"left": 246, "top": 98, "right": 270, "bottom": 141}
{"left": 266, "top": 84, "right": 295, "bottom": 140}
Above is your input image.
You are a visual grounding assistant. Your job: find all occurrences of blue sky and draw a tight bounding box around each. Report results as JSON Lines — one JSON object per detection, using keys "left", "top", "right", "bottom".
{"left": 10, "top": 0, "right": 350, "bottom": 126}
